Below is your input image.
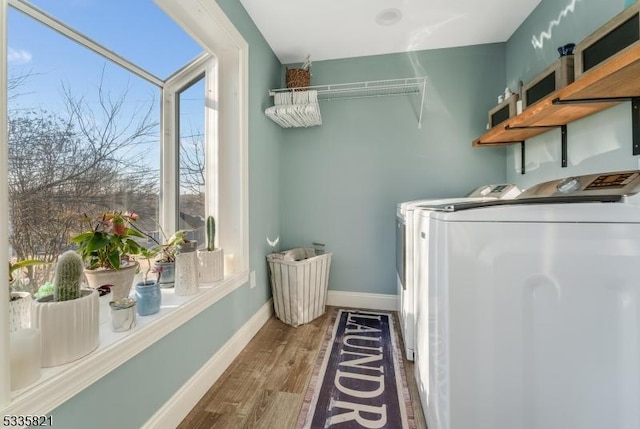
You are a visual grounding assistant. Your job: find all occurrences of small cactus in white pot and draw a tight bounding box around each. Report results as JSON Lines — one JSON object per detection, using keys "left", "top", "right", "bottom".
{"left": 197, "top": 216, "right": 224, "bottom": 283}
{"left": 31, "top": 251, "right": 99, "bottom": 367}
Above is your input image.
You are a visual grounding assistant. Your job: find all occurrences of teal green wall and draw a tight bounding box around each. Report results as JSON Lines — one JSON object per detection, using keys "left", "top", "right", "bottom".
{"left": 46, "top": 1, "right": 283, "bottom": 427}
{"left": 505, "top": 0, "right": 637, "bottom": 188}
{"left": 280, "top": 45, "right": 508, "bottom": 295}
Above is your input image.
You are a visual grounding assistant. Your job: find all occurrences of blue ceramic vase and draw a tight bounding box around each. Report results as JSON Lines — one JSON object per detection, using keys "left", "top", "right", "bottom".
{"left": 135, "top": 280, "right": 161, "bottom": 316}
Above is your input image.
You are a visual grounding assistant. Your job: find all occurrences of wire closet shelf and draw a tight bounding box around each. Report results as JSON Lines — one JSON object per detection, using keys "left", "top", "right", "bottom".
{"left": 268, "top": 76, "right": 428, "bottom": 127}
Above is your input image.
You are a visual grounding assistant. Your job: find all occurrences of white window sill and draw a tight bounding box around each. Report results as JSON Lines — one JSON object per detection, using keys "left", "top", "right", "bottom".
{"left": 1, "top": 271, "right": 249, "bottom": 417}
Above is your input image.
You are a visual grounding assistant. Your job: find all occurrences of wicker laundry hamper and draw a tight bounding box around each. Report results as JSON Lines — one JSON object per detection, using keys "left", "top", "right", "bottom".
{"left": 267, "top": 248, "right": 332, "bottom": 327}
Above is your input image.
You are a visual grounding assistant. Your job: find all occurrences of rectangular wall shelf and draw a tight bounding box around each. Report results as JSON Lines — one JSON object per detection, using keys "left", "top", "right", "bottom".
{"left": 473, "top": 43, "right": 640, "bottom": 147}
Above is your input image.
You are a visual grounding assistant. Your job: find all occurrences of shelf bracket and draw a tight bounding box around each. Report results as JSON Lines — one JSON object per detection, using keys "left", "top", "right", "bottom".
{"left": 521, "top": 141, "right": 526, "bottom": 175}
{"left": 633, "top": 98, "right": 640, "bottom": 155}
{"left": 553, "top": 96, "right": 640, "bottom": 156}
{"left": 561, "top": 124, "right": 568, "bottom": 167}
{"left": 505, "top": 124, "right": 568, "bottom": 168}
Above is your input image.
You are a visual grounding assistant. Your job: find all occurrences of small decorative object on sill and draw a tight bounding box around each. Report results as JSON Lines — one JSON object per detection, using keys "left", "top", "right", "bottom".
{"left": 110, "top": 297, "right": 136, "bottom": 332}
{"left": 198, "top": 216, "right": 224, "bottom": 284}
{"left": 10, "top": 328, "right": 41, "bottom": 391}
{"left": 488, "top": 94, "right": 518, "bottom": 128}
{"left": 175, "top": 240, "right": 199, "bottom": 296}
{"left": 31, "top": 251, "right": 99, "bottom": 367}
{"left": 8, "top": 258, "right": 47, "bottom": 332}
{"left": 575, "top": 2, "right": 640, "bottom": 78}
{"left": 9, "top": 291, "right": 32, "bottom": 333}
{"left": 96, "top": 285, "right": 112, "bottom": 324}
{"left": 135, "top": 280, "right": 161, "bottom": 316}
{"left": 154, "top": 260, "right": 175, "bottom": 288}
{"left": 522, "top": 55, "right": 574, "bottom": 109}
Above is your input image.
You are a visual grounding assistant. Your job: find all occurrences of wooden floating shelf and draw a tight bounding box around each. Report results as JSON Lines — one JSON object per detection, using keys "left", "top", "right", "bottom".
{"left": 473, "top": 43, "right": 640, "bottom": 147}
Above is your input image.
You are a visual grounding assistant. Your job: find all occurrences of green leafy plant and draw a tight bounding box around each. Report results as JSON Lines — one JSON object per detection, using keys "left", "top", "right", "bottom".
{"left": 139, "top": 246, "right": 160, "bottom": 283}
{"left": 9, "top": 259, "right": 47, "bottom": 284}
{"left": 154, "top": 230, "right": 190, "bottom": 263}
{"left": 71, "top": 211, "right": 145, "bottom": 270}
{"left": 8, "top": 258, "right": 47, "bottom": 302}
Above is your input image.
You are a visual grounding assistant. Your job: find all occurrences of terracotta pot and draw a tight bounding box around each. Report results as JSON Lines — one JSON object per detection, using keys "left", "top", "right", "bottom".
{"left": 83, "top": 262, "right": 139, "bottom": 301}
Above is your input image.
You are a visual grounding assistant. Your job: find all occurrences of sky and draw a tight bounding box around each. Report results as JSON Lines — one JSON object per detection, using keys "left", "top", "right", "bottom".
{"left": 7, "top": 0, "right": 203, "bottom": 112}
{"left": 7, "top": 0, "right": 206, "bottom": 179}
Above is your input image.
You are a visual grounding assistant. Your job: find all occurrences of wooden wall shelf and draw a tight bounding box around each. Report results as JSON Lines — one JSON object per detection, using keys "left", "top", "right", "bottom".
{"left": 473, "top": 43, "right": 640, "bottom": 147}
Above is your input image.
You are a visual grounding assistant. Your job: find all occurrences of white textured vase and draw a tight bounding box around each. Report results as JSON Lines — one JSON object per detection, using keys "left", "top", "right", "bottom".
{"left": 197, "top": 248, "right": 224, "bottom": 283}
{"left": 10, "top": 328, "right": 41, "bottom": 390}
{"left": 9, "top": 292, "right": 32, "bottom": 333}
{"left": 31, "top": 289, "right": 99, "bottom": 367}
{"left": 83, "top": 262, "right": 138, "bottom": 301}
{"left": 175, "top": 252, "right": 199, "bottom": 296}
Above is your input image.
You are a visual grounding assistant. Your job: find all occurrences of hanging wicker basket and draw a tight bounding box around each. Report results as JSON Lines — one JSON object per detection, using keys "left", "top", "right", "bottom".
{"left": 286, "top": 68, "right": 311, "bottom": 89}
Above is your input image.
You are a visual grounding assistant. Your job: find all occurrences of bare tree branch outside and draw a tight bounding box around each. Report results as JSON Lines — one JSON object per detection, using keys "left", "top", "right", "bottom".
{"left": 8, "top": 68, "right": 161, "bottom": 291}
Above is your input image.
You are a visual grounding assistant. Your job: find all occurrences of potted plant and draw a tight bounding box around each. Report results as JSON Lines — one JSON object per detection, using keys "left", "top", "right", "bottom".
{"left": 31, "top": 251, "right": 99, "bottom": 367}
{"left": 72, "top": 211, "right": 144, "bottom": 301}
{"left": 151, "top": 230, "right": 189, "bottom": 288}
{"left": 134, "top": 246, "right": 162, "bottom": 316}
{"left": 8, "top": 259, "right": 47, "bottom": 332}
{"left": 197, "top": 216, "right": 224, "bottom": 283}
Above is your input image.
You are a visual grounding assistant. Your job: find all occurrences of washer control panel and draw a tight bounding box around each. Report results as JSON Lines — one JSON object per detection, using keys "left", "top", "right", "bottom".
{"left": 467, "top": 183, "right": 521, "bottom": 199}
{"left": 521, "top": 171, "right": 640, "bottom": 198}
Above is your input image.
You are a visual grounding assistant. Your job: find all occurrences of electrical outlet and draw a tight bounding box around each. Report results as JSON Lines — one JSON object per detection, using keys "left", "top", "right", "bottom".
{"left": 250, "top": 270, "right": 256, "bottom": 288}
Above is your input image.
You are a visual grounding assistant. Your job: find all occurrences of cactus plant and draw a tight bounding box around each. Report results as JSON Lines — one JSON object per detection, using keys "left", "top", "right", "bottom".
{"left": 53, "top": 251, "right": 84, "bottom": 302}
{"left": 206, "top": 216, "right": 216, "bottom": 251}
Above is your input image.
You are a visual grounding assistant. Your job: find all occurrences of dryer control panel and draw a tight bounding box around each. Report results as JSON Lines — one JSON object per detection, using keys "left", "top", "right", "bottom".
{"left": 466, "top": 184, "right": 521, "bottom": 199}
{"left": 520, "top": 171, "right": 640, "bottom": 198}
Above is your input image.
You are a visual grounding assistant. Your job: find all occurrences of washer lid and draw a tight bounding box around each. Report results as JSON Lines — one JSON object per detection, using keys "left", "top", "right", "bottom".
{"left": 432, "top": 194, "right": 623, "bottom": 212}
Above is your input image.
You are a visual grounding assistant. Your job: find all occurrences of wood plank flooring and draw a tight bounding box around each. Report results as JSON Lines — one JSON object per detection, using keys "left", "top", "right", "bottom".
{"left": 179, "top": 306, "right": 427, "bottom": 429}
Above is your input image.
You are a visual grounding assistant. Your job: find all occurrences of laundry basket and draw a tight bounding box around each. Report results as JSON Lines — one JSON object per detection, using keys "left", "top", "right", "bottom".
{"left": 266, "top": 248, "right": 332, "bottom": 327}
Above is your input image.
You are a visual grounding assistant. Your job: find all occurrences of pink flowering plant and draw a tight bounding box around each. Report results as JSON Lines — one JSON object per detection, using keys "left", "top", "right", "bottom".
{"left": 71, "top": 211, "right": 145, "bottom": 270}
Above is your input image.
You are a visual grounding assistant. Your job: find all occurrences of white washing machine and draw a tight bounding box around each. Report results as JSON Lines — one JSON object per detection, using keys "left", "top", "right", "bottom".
{"left": 422, "top": 171, "right": 640, "bottom": 429}
{"left": 396, "top": 184, "right": 520, "bottom": 361}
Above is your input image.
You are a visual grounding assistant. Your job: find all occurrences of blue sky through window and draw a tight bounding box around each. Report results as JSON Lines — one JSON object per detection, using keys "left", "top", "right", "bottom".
{"left": 14, "top": 0, "right": 204, "bottom": 79}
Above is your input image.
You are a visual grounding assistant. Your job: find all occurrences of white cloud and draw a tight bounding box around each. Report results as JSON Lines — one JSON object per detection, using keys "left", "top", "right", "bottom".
{"left": 7, "top": 47, "right": 32, "bottom": 65}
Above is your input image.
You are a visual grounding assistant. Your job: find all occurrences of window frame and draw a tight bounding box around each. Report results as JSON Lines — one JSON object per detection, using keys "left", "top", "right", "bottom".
{"left": 0, "top": 0, "right": 249, "bottom": 414}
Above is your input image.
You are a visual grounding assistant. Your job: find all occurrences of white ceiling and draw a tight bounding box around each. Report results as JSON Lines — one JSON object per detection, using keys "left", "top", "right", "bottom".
{"left": 240, "top": 0, "right": 543, "bottom": 64}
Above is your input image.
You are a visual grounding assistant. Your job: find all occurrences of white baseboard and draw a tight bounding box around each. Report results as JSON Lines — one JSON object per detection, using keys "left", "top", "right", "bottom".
{"left": 327, "top": 290, "right": 398, "bottom": 312}
{"left": 142, "top": 299, "right": 274, "bottom": 429}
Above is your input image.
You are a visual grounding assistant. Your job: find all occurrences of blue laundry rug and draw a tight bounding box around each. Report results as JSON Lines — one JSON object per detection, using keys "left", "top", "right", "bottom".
{"left": 297, "top": 309, "right": 416, "bottom": 428}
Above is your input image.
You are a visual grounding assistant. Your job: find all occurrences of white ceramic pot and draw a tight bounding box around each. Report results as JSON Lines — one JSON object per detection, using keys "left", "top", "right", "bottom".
{"left": 31, "top": 289, "right": 99, "bottom": 367}
{"left": 83, "top": 262, "right": 139, "bottom": 301}
{"left": 175, "top": 252, "right": 199, "bottom": 296}
{"left": 9, "top": 292, "right": 32, "bottom": 333}
{"left": 197, "top": 248, "right": 224, "bottom": 283}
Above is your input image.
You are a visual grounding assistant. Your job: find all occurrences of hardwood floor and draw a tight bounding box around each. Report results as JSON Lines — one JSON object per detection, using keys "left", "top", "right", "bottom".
{"left": 179, "top": 306, "right": 427, "bottom": 429}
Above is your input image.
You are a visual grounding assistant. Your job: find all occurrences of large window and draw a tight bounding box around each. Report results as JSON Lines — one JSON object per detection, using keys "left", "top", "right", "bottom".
{"left": 8, "top": 7, "right": 161, "bottom": 291}
{"left": 177, "top": 76, "right": 206, "bottom": 245}
{"left": 1, "top": 0, "right": 249, "bottom": 415}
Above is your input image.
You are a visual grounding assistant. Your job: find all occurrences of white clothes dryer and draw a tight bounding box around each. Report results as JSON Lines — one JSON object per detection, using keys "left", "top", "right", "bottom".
{"left": 396, "top": 184, "right": 519, "bottom": 362}
{"left": 423, "top": 171, "right": 640, "bottom": 429}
